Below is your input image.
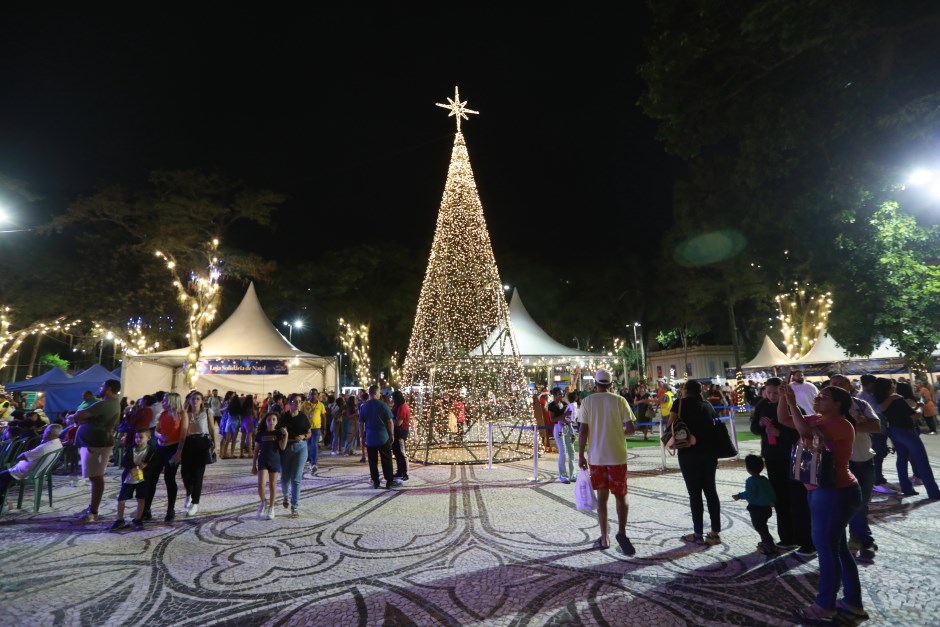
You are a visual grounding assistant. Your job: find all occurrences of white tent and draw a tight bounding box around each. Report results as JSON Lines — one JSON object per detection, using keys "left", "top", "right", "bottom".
{"left": 741, "top": 335, "right": 790, "bottom": 369}
{"left": 792, "top": 330, "right": 854, "bottom": 365}
{"left": 122, "top": 283, "right": 336, "bottom": 400}
{"left": 472, "top": 289, "right": 598, "bottom": 363}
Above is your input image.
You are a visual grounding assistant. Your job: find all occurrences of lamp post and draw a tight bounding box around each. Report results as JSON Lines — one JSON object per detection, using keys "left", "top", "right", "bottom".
{"left": 631, "top": 322, "right": 645, "bottom": 382}
{"left": 98, "top": 332, "right": 113, "bottom": 365}
{"left": 282, "top": 319, "right": 303, "bottom": 342}
{"left": 336, "top": 351, "right": 343, "bottom": 389}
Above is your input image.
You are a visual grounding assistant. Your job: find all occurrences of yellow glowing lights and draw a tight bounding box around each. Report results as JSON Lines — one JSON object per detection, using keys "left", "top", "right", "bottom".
{"left": 156, "top": 239, "right": 223, "bottom": 387}
{"left": 339, "top": 319, "right": 372, "bottom": 387}
{"left": 775, "top": 283, "right": 833, "bottom": 359}
{"left": 435, "top": 86, "right": 479, "bottom": 133}
{"left": 0, "top": 311, "right": 81, "bottom": 371}
{"left": 401, "top": 90, "right": 532, "bottom": 465}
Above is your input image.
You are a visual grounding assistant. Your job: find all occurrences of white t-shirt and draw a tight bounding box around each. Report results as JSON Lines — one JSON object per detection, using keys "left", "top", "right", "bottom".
{"left": 790, "top": 381, "right": 819, "bottom": 415}
{"left": 9, "top": 438, "right": 63, "bottom": 479}
{"left": 578, "top": 392, "right": 634, "bottom": 466}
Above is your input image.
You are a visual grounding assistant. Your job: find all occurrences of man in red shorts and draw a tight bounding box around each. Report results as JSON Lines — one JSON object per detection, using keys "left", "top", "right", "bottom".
{"left": 578, "top": 368, "right": 637, "bottom": 555}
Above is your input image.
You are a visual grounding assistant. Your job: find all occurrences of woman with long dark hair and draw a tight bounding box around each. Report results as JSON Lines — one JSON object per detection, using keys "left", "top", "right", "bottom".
{"left": 222, "top": 394, "right": 243, "bottom": 459}
{"left": 181, "top": 391, "right": 217, "bottom": 517}
{"left": 780, "top": 384, "right": 865, "bottom": 622}
{"left": 391, "top": 390, "right": 411, "bottom": 483}
{"left": 343, "top": 395, "right": 359, "bottom": 456}
{"left": 669, "top": 380, "right": 722, "bottom": 546}
{"left": 873, "top": 377, "right": 940, "bottom": 499}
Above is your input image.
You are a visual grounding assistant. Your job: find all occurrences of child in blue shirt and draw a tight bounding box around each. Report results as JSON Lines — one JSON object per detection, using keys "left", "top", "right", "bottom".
{"left": 733, "top": 454, "right": 778, "bottom": 554}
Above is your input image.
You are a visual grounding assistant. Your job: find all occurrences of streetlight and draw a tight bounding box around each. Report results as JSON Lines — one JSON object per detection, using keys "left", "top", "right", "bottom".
{"left": 282, "top": 319, "right": 303, "bottom": 342}
{"left": 631, "top": 322, "right": 645, "bottom": 381}
{"left": 98, "top": 332, "right": 113, "bottom": 365}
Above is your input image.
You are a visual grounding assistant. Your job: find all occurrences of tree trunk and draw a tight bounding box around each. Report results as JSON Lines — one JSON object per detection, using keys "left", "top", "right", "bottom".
{"left": 26, "top": 333, "right": 42, "bottom": 378}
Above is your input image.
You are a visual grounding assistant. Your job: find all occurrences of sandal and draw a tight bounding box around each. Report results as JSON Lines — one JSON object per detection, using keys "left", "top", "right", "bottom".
{"left": 705, "top": 531, "right": 721, "bottom": 546}
{"left": 836, "top": 600, "right": 869, "bottom": 620}
{"left": 681, "top": 533, "right": 705, "bottom": 545}
{"left": 795, "top": 603, "right": 835, "bottom": 624}
{"left": 592, "top": 537, "right": 610, "bottom": 550}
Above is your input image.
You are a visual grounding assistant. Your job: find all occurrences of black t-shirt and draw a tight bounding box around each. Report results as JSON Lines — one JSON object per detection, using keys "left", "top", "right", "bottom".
{"left": 749, "top": 398, "right": 800, "bottom": 461}
{"left": 547, "top": 400, "right": 567, "bottom": 424}
{"left": 883, "top": 397, "right": 916, "bottom": 429}
{"left": 280, "top": 411, "right": 311, "bottom": 439}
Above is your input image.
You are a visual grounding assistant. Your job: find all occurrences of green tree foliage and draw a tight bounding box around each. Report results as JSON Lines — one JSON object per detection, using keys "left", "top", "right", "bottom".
{"left": 640, "top": 1, "right": 940, "bottom": 357}
{"left": 39, "top": 353, "right": 69, "bottom": 371}
{"left": 829, "top": 201, "right": 940, "bottom": 365}
{"left": 38, "top": 170, "right": 283, "bottom": 350}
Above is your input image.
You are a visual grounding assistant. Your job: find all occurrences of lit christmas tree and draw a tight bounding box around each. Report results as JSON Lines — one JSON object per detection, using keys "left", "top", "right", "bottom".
{"left": 402, "top": 87, "right": 534, "bottom": 465}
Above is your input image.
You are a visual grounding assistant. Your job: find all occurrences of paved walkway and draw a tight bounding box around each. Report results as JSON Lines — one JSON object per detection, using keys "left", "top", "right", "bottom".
{"left": 1, "top": 432, "right": 938, "bottom": 626}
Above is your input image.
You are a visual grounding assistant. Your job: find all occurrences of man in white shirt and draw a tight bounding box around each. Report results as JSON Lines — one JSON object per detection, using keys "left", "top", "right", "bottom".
{"left": 577, "top": 369, "right": 637, "bottom": 556}
{"left": 788, "top": 369, "right": 819, "bottom": 415}
{"left": 0, "top": 424, "right": 63, "bottom": 504}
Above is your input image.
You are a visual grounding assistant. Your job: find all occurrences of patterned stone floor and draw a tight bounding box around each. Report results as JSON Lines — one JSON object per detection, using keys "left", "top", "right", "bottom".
{"left": 1, "top": 430, "right": 938, "bottom": 626}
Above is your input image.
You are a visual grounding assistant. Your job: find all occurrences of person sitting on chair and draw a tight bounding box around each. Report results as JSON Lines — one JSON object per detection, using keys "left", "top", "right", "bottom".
{"left": 0, "top": 424, "right": 63, "bottom": 505}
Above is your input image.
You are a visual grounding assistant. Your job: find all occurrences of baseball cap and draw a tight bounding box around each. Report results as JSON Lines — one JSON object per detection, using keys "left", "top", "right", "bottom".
{"left": 595, "top": 369, "right": 612, "bottom": 385}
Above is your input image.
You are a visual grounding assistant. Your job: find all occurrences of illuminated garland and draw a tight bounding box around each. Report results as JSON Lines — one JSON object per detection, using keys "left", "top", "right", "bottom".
{"left": 388, "top": 351, "right": 402, "bottom": 388}
{"left": 401, "top": 88, "right": 533, "bottom": 465}
{"left": 0, "top": 307, "right": 81, "bottom": 372}
{"left": 775, "top": 282, "right": 833, "bottom": 359}
{"left": 91, "top": 320, "right": 161, "bottom": 356}
{"left": 339, "top": 319, "right": 372, "bottom": 387}
{"left": 155, "top": 238, "right": 222, "bottom": 387}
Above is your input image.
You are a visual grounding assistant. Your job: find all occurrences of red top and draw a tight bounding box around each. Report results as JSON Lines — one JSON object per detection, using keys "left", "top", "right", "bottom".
{"left": 157, "top": 411, "right": 182, "bottom": 445}
{"left": 395, "top": 403, "right": 411, "bottom": 429}
{"left": 804, "top": 414, "right": 857, "bottom": 490}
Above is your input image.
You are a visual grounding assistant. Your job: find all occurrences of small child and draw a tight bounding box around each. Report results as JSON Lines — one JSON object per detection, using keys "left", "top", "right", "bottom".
{"left": 111, "top": 429, "right": 157, "bottom": 531}
{"left": 252, "top": 412, "right": 286, "bottom": 520}
{"left": 732, "top": 454, "right": 778, "bottom": 555}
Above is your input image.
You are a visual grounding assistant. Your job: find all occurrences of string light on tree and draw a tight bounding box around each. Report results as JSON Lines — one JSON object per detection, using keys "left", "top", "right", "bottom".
{"left": 155, "top": 238, "right": 222, "bottom": 388}
{"left": 775, "top": 282, "right": 833, "bottom": 360}
{"left": 0, "top": 307, "right": 80, "bottom": 372}
{"left": 339, "top": 318, "right": 372, "bottom": 387}
{"left": 401, "top": 88, "right": 534, "bottom": 465}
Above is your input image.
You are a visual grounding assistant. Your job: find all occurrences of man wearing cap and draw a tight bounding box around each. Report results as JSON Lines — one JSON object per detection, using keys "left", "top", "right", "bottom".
{"left": 578, "top": 368, "right": 637, "bottom": 555}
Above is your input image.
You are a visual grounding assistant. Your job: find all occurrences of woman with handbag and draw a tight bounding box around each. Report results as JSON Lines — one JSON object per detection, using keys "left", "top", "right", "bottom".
{"left": 669, "top": 380, "right": 722, "bottom": 546}
{"left": 779, "top": 384, "right": 866, "bottom": 623}
{"left": 181, "top": 391, "right": 217, "bottom": 517}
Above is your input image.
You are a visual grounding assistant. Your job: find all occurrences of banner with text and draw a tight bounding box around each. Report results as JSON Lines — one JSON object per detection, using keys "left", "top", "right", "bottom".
{"left": 196, "top": 359, "right": 290, "bottom": 376}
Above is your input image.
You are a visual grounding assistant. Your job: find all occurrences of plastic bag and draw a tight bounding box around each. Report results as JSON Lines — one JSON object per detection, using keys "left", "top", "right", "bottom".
{"left": 575, "top": 470, "right": 596, "bottom": 511}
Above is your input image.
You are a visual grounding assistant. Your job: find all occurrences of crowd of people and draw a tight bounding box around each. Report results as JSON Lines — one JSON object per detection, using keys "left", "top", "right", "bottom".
{"left": 0, "top": 382, "right": 414, "bottom": 527}
{"left": 3, "top": 365, "right": 939, "bottom": 622}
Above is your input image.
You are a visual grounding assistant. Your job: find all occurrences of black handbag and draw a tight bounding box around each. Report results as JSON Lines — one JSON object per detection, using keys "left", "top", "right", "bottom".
{"left": 790, "top": 433, "right": 834, "bottom": 487}
{"left": 712, "top": 416, "right": 738, "bottom": 459}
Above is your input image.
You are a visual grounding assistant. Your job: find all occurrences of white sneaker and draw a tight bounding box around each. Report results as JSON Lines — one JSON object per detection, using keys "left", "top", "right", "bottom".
{"left": 186, "top": 503, "right": 199, "bottom": 517}
{"left": 256, "top": 502, "right": 265, "bottom": 518}
{"left": 266, "top": 507, "right": 275, "bottom": 520}
{"left": 183, "top": 495, "right": 191, "bottom": 509}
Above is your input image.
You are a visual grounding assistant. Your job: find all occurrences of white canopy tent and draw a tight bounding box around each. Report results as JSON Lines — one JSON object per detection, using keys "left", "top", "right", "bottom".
{"left": 122, "top": 283, "right": 336, "bottom": 400}
{"left": 741, "top": 335, "right": 790, "bottom": 369}
{"left": 472, "top": 289, "right": 598, "bottom": 363}
{"left": 792, "top": 330, "right": 854, "bottom": 365}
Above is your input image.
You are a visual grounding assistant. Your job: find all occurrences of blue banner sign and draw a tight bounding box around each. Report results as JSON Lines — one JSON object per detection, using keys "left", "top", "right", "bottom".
{"left": 196, "top": 359, "right": 289, "bottom": 375}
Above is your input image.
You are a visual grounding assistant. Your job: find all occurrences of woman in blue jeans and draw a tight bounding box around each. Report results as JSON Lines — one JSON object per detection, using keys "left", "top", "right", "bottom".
{"left": 279, "top": 394, "right": 310, "bottom": 518}
{"left": 873, "top": 378, "right": 940, "bottom": 499}
{"left": 780, "top": 383, "right": 866, "bottom": 623}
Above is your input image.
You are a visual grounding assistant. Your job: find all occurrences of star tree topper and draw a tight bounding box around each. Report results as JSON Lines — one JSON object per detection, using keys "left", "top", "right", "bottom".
{"left": 435, "top": 86, "right": 478, "bottom": 132}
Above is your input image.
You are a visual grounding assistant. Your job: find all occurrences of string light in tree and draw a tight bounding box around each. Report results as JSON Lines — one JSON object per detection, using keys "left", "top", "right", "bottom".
{"left": 91, "top": 320, "right": 161, "bottom": 357}
{"left": 155, "top": 238, "right": 222, "bottom": 388}
{"left": 0, "top": 307, "right": 81, "bottom": 372}
{"left": 775, "top": 282, "right": 833, "bottom": 360}
{"left": 338, "top": 318, "right": 372, "bottom": 388}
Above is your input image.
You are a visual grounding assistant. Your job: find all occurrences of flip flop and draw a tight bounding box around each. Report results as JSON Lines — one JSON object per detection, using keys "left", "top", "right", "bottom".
{"left": 592, "top": 538, "right": 609, "bottom": 550}
{"left": 615, "top": 532, "right": 636, "bottom": 556}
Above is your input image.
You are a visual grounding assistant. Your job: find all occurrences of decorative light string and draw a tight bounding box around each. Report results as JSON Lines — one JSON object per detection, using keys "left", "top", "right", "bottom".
{"left": 775, "top": 282, "right": 833, "bottom": 360}
{"left": 339, "top": 318, "right": 372, "bottom": 387}
{"left": 155, "top": 238, "right": 222, "bottom": 387}
{"left": 401, "top": 88, "right": 534, "bottom": 465}
{"left": 0, "top": 306, "right": 81, "bottom": 372}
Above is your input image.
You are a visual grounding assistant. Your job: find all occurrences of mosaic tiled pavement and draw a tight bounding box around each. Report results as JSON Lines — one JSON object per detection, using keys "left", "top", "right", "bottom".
{"left": 1, "top": 427, "right": 939, "bottom": 626}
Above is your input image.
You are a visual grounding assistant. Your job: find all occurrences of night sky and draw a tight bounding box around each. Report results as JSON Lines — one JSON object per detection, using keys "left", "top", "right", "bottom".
{"left": 0, "top": 7, "right": 679, "bottom": 261}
